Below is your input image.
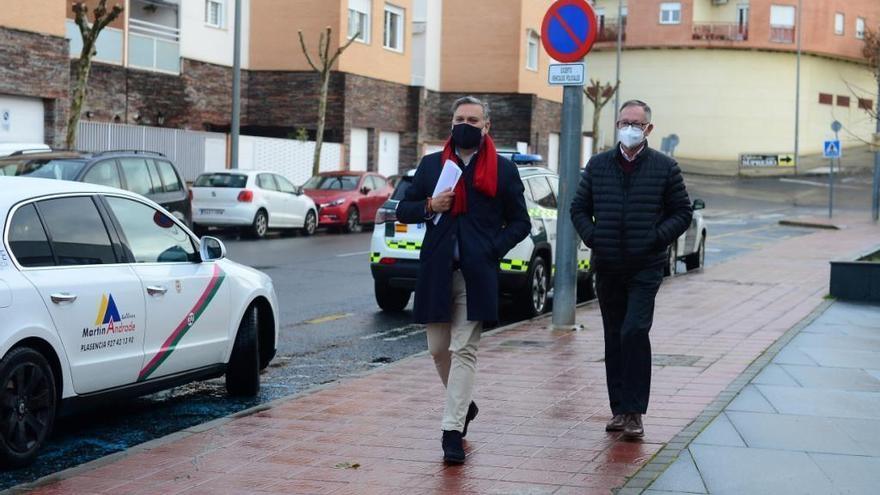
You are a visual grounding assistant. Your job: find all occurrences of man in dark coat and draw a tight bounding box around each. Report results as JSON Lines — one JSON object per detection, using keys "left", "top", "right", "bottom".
{"left": 396, "top": 96, "right": 530, "bottom": 463}
{"left": 571, "top": 100, "right": 693, "bottom": 439}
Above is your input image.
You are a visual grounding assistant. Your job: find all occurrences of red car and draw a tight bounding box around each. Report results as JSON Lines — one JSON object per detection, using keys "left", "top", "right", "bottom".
{"left": 303, "top": 171, "right": 393, "bottom": 233}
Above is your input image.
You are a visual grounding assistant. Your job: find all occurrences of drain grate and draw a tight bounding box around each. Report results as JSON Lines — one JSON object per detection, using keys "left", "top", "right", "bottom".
{"left": 500, "top": 340, "right": 552, "bottom": 348}
{"left": 653, "top": 354, "right": 702, "bottom": 367}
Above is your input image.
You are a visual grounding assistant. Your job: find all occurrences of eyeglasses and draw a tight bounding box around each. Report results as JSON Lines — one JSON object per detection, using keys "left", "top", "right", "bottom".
{"left": 616, "top": 121, "right": 650, "bottom": 130}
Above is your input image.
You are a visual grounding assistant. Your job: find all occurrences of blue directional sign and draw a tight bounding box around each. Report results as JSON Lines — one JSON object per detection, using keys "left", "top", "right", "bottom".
{"left": 823, "top": 140, "right": 841, "bottom": 159}
{"left": 541, "top": 0, "right": 598, "bottom": 63}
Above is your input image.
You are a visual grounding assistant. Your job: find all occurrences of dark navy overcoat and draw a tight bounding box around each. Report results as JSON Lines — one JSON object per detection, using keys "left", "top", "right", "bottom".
{"left": 396, "top": 151, "right": 530, "bottom": 324}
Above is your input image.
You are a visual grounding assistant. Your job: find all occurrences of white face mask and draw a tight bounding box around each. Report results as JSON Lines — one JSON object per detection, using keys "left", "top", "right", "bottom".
{"left": 618, "top": 125, "right": 645, "bottom": 148}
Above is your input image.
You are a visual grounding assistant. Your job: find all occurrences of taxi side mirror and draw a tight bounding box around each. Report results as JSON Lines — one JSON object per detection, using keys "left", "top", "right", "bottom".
{"left": 693, "top": 199, "right": 706, "bottom": 211}
{"left": 200, "top": 236, "right": 226, "bottom": 261}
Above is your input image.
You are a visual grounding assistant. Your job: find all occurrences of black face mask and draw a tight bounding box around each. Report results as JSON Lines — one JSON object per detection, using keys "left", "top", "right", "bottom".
{"left": 451, "top": 123, "right": 483, "bottom": 149}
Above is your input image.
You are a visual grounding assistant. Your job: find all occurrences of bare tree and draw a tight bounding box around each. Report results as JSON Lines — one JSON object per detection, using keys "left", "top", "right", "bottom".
{"left": 862, "top": 29, "right": 880, "bottom": 123}
{"left": 67, "top": 1, "right": 124, "bottom": 149}
{"left": 299, "top": 27, "right": 359, "bottom": 176}
{"left": 584, "top": 79, "right": 620, "bottom": 155}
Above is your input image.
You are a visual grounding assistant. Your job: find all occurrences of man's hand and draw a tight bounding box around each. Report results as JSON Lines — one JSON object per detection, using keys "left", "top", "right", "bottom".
{"left": 431, "top": 188, "right": 455, "bottom": 213}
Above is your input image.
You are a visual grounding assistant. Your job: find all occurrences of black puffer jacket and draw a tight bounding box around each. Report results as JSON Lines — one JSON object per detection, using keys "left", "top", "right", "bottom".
{"left": 571, "top": 144, "right": 693, "bottom": 273}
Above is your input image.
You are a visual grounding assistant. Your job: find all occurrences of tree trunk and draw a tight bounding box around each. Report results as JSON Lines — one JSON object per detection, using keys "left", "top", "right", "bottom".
{"left": 66, "top": 44, "right": 95, "bottom": 149}
{"left": 312, "top": 69, "right": 330, "bottom": 176}
{"left": 592, "top": 106, "right": 602, "bottom": 156}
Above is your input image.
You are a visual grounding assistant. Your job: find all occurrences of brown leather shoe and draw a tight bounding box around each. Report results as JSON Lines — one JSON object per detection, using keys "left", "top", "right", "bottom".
{"left": 605, "top": 414, "right": 627, "bottom": 432}
{"left": 622, "top": 414, "right": 644, "bottom": 439}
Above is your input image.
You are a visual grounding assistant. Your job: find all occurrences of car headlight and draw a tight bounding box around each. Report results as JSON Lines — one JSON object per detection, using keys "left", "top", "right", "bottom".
{"left": 320, "top": 198, "right": 346, "bottom": 208}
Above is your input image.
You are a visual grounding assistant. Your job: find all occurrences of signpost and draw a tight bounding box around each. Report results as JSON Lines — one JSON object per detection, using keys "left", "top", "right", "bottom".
{"left": 824, "top": 121, "right": 843, "bottom": 218}
{"left": 542, "top": 0, "right": 597, "bottom": 331}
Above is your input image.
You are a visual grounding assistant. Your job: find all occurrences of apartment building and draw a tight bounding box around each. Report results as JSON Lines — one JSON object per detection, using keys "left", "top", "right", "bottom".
{"left": 585, "top": 0, "right": 880, "bottom": 164}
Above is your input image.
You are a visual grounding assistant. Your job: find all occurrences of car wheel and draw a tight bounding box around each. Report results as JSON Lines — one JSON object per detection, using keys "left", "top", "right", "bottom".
{"left": 226, "top": 306, "right": 260, "bottom": 396}
{"left": 344, "top": 208, "right": 362, "bottom": 234}
{"left": 301, "top": 210, "right": 317, "bottom": 237}
{"left": 0, "top": 347, "right": 56, "bottom": 468}
{"left": 685, "top": 235, "right": 706, "bottom": 272}
{"left": 664, "top": 244, "right": 678, "bottom": 277}
{"left": 518, "top": 254, "right": 549, "bottom": 318}
{"left": 375, "top": 281, "right": 411, "bottom": 312}
{"left": 577, "top": 271, "right": 598, "bottom": 302}
{"left": 250, "top": 210, "right": 269, "bottom": 239}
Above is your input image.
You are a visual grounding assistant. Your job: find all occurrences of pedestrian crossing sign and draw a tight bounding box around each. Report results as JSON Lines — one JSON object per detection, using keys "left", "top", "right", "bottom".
{"left": 823, "top": 140, "right": 841, "bottom": 158}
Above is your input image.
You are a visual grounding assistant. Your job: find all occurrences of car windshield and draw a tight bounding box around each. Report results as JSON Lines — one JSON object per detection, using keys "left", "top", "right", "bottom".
{"left": 0, "top": 159, "right": 87, "bottom": 181}
{"left": 391, "top": 177, "right": 412, "bottom": 201}
{"left": 194, "top": 173, "right": 248, "bottom": 188}
{"left": 303, "top": 175, "right": 359, "bottom": 191}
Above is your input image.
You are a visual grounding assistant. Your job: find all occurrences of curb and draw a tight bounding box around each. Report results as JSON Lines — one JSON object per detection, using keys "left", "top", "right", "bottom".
{"left": 614, "top": 298, "right": 834, "bottom": 494}
{"left": 779, "top": 220, "right": 841, "bottom": 230}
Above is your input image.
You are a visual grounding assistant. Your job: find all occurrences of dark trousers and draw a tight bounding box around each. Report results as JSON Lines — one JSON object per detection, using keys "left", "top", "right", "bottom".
{"left": 596, "top": 266, "right": 664, "bottom": 415}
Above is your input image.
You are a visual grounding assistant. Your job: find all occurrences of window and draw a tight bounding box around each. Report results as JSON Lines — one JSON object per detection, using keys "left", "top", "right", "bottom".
{"left": 770, "top": 5, "right": 796, "bottom": 43}
{"left": 194, "top": 173, "right": 248, "bottom": 188}
{"left": 0, "top": 159, "right": 85, "bottom": 180}
{"left": 859, "top": 98, "right": 874, "bottom": 110}
{"left": 348, "top": 0, "right": 371, "bottom": 43}
{"left": 8, "top": 204, "right": 54, "bottom": 267}
{"left": 857, "top": 17, "right": 866, "bottom": 39}
{"left": 528, "top": 177, "right": 557, "bottom": 209}
{"left": 257, "top": 173, "right": 278, "bottom": 191}
{"left": 119, "top": 158, "right": 157, "bottom": 196}
{"left": 146, "top": 160, "right": 163, "bottom": 192}
{"left": 384, "top": 4, "right": 404, "bottom": 52}
{"left": 105, "top": 197, "right": 196, "bottom": 263}
{"left": 303, "top": 175, "right": 359, "bottom": 190}
{"left": 154, "top": 160, "right": 182, "bottom": 193}
{"left": 37, "top": 197, "right": 117, "bottom": 266}
{"left": 526, "top": 30, "right": 539, "bottom": 71}
{"left": 205, "top": 0, "right": 224, "bottom": 28}
{"left": 83, "top": 161, "right": 122, "bottom": 189}
{"left": 834, "top": 13, "right": 844, "bottom": 35}
{"left": 275, "top": 175, "right": 296, "bottom": 194}
{"left": 837, "top": 95, "right": 851, "bottom": 107}
{"left": 819, "top": 93, "right": 833, "bottom": 105}
{"left": 660, "top": 3, "right": 681, "bottom": 25}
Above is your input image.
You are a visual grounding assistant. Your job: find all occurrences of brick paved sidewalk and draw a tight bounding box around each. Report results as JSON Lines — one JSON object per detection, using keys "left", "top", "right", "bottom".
{"left": 14, "top": 217, "right": 879, "bottom": 495}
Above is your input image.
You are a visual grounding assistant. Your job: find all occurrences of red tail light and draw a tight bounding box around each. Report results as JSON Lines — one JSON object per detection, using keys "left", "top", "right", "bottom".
{"left": 237, "top": 190, "right": 254, "bottom": 202}
{"left": 379, "top": 258, "right": 397, "bottom": 265}
{"left": 187, "top": 189, "right": 193, "bottom": 201}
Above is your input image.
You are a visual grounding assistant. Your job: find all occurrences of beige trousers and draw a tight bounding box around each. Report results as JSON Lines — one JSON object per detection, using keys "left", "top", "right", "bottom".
{"left": 426, "top": 270, "right": 482, "bottom": 432}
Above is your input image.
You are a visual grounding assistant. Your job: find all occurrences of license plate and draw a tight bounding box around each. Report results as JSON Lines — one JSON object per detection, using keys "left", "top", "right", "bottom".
{"left": 200, "top": 208, "right": 224, "bottom": 215}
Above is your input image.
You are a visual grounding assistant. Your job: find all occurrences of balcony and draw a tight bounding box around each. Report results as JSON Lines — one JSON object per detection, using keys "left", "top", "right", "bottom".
{"left": 692, "top": 23, "right": 748, "bottom": 42}
{"left": 128, "top": 18, "right": 180, "bottom": 74}
{"left": 770, "top": 25, "right": 796, "bottom": 44}
{"left": 596, "top": 20, "right": 626, "bottom": 43}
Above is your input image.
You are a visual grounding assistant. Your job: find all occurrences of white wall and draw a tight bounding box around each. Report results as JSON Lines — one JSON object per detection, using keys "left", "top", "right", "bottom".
{"left": 411, "top": 0, "right": 441, "bottom": 90}
{"left": 237, "top": 135, "right": 343, "bottom": 185}
{"left": 548, "top": 132, "right": 559, "bottom": 172}
{"left": 179, "top": 0, "right": 250, "bottom": 67}
{"left": 0, "top": 95, "right": 45, "bottom": 144}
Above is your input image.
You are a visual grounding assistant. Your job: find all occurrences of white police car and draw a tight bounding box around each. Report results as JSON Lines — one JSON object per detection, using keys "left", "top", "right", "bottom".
{"left": 666, "top": 199, "right": 708, "bottom": 276}
{"left": 370, "top": 167, "right": 594, "bottom": 317}
{"left": 0, "top": 177, "right": 278, "bottom": 466}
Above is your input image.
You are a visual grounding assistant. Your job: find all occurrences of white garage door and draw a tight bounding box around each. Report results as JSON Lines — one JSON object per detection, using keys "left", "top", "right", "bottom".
{"left": 349, "top": 127, "right": 368, "bottom": 172}
{"left": 378, "top": 131, "right": 399, "bottom": 177}
{"left": 0, "top": 95, "right": 45, "bottom": 144}
{"left": 548, "top": 133, "right": 559, "bottom": 172}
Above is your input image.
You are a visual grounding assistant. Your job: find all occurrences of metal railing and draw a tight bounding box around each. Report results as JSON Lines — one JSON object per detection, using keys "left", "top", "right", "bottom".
{"left": 692, "top": 23, "right": 749, "bottom": 42}
{"left": 128, "top": 18, "right": 180, "bottom": 73}
{"left": 770, "top": 25, "right": 796, "bottom": 43}
{"left": 596, "top": 20, "right": 626, "bottom": 42}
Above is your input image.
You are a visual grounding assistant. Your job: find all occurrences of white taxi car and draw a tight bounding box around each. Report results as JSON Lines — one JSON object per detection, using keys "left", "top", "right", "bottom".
{"left": 0, "top": 177, "right": 279, "bottom": 466}
{"left": 191, "top": 170, "right": 318, "bottom": 239}
{"left": 370, "top": 167, "right": 594, "bottom": 318}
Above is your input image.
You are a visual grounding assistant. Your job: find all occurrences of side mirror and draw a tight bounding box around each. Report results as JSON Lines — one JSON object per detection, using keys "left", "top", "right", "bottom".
{"left": 200, "top": 236, "right": 226, "bottom": 261}
{"left": 293, "top": 186, "right": 302, "bottom": 195}
{"left": 360, "top": 186, "right": 370, "bottom": 195}
{"left": 693, "top": 199, "right": 706, "bottom": 211}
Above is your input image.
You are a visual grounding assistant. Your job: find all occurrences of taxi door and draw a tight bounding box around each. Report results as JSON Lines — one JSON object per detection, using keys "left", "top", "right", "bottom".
{"left": 13, "top": 196, "right": 146, "bottom": 394}
{"left": 101, "top": 195, "right": 230, "bottom": 382}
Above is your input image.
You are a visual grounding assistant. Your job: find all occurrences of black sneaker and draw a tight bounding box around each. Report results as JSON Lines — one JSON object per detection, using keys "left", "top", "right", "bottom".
{"left": 462, "top": 401, "right": 479, "bottom": 438}
{"left": 442, "top": 430, "right": 465, "bottom": 464}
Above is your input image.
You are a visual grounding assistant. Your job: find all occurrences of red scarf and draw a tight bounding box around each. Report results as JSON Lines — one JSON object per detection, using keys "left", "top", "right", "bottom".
{"left": 439, "top": 134, "right": 498, "bottom": 215}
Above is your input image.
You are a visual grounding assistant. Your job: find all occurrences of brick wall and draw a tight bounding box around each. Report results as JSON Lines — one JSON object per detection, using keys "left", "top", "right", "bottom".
{"left": 0, "top": 27, "right": 69, "bottom": 146}
{"left": 246, "top": 70, "right": 345, "bottom": 141}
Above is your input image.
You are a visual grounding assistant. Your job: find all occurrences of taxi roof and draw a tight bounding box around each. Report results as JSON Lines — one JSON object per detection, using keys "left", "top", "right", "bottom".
{"left": 0, "top": 176, "right": 139, "bottom": 212}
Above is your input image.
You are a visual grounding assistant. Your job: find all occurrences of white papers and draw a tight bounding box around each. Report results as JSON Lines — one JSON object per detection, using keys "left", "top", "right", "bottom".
{"left": 430, "top": 159, "right": 462, "bottom": 225}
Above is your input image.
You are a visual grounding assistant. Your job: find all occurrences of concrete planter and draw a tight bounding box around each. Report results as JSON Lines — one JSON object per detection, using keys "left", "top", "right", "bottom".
{"left": 829, "top": 246, "right": 880, "bottom": 303}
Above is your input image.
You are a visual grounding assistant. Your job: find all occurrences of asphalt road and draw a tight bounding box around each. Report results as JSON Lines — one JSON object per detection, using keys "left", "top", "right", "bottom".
{"left": 1, "top": 171, "right": 874, "bottom": 488}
